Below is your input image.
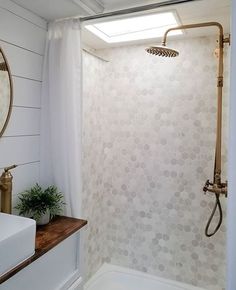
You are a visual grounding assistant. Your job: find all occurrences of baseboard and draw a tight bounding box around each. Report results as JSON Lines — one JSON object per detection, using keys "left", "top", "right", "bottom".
{"left": 67, "top": 277, "right": 83, "bottom": 290}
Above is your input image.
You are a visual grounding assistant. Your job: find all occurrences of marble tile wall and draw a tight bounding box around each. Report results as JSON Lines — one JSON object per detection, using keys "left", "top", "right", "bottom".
{"left": 82, "top": 36, "right": 229, "bottom": 290}
{"left": 82, "top": 52, "right": 107, "bottom": 277}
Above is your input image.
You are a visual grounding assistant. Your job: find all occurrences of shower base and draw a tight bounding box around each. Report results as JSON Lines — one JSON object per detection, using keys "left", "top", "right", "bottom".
{"left": 84, "top": 264, "right": 206, "bottom": 290}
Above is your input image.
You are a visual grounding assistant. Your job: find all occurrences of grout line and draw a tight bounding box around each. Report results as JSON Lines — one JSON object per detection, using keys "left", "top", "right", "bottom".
{"left": 0, "top": 38, "right": 44, "bottom": 56}
{"left": 12, "top": 75, "right": 42, "bottom": 83}
{"left": 0, "top": 4, "right": 47, "bottom": 30}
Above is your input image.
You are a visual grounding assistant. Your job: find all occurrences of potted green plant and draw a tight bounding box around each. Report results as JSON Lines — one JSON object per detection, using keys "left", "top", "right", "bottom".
{"left": 15, "top": 184, "right": 65, "bottom": 225}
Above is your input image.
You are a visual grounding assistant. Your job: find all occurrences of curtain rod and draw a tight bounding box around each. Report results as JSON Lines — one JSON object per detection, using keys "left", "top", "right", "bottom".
{"left": 79, "top": 0, "right": 200, "bottom": 22}
{"left": 82, "top": 47, "right": 109, "bottom": 62}
{"left": 54, "top": 0, "right": 200, "bottom": 23}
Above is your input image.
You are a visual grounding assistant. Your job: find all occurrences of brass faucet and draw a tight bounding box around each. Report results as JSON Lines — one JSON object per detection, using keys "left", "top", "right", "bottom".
{"left": 0, "top": 165, "right": 17, "bottom": 214}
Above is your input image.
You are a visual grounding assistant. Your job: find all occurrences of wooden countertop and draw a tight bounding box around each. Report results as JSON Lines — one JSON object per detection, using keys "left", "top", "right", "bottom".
{"left": 0, "top": 216, "right": 87, "bottom": 284}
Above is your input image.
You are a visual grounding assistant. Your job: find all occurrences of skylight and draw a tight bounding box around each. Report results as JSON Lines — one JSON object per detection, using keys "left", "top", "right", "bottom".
{"left": 84, "top": 11, "right": 182, "bottom": 43}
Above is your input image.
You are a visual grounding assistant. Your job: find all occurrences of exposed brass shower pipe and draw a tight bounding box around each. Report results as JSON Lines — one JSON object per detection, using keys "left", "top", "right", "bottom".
{"left": 162, "top": 22, "right": 229, "bottom": 196}
{"left": 146, "top": 21, "right": 230, "bottom": 237}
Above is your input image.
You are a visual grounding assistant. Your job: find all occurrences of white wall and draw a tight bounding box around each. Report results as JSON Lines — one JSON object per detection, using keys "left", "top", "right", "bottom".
{"left": 227, "top": 1, "right": 236, "bottom": 289}
{"left": 0, "top": 0, "right": 47, "bottom": 208}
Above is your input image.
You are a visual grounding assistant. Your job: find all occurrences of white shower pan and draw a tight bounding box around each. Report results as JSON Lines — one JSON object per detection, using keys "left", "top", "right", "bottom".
{"left": 85, "top": 264, "right": 206, "bottom": 290}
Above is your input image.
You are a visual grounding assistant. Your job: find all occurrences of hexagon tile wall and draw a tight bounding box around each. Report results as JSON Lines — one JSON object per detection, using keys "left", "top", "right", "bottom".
{"left": 82, "top": 36, "right": 229, "bottom": 290}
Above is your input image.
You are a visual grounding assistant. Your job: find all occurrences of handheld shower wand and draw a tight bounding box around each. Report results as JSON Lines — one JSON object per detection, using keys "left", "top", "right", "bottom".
{"left": 146, "top": 22, "right": 230, "bottom": 237}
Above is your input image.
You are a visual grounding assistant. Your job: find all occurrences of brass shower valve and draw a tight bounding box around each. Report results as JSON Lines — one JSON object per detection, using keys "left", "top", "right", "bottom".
{"left": 203, "top": 179, "right": 227, "bottom": 197}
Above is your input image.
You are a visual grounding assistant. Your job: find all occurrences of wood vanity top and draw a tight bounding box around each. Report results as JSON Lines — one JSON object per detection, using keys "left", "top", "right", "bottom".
{"left": 0, "top": 216, "right": 87, "bottom": 284}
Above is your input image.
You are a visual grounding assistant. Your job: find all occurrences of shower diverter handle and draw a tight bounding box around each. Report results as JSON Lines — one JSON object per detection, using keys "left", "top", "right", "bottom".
{"left": 203, "top": 179, "right": 227, "bottom": 197}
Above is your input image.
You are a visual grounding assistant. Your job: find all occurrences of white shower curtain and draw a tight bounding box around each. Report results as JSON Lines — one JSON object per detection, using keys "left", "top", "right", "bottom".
{"left": 40, "top": 19, "right": 82, "bottom": 217}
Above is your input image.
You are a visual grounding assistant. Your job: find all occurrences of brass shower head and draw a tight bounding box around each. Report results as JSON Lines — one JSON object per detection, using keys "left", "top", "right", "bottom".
{"left": 146, "top": 45, "right": 179, "bottom": 57}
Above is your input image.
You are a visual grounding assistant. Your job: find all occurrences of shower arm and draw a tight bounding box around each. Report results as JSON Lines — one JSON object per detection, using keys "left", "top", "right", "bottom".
{"left": 162, "top": 22, "right": 229, "bottom": 195}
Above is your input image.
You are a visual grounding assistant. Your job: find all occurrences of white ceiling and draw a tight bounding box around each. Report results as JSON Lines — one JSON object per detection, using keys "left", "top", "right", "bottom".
{"left": 82, "top": 0, "right": 231, "bottom": 49}
{"left": 10, "top": 0, "right": 182, "bottom": 20}
{"left": 100, "top": 0, "right": 168, "bottom": 11}
{"left": 11, "top": 0, "right": 231, "bottom": 49}
{"left": 11, "top": 0, "right": 89, "bottom": 20}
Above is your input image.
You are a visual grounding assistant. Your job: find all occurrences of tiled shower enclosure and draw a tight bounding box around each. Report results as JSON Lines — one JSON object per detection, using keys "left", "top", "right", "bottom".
{"left": 82, "top": 36, "right": 229, "bottom": 290}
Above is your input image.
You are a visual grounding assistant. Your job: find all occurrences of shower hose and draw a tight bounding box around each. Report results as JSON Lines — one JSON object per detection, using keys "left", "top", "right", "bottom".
{"left": 205, "top": 193, "right": 223, "bottom": 237}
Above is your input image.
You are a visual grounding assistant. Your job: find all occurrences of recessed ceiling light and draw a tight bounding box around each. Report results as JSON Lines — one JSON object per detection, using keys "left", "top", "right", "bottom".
{"left": 84, "top": 11, "right": 182, "bottom": 43}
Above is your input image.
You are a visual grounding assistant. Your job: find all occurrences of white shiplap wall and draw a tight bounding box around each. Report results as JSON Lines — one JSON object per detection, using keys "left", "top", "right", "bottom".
{"left": 0, "top": 0, "right": 47, "bottom": 207}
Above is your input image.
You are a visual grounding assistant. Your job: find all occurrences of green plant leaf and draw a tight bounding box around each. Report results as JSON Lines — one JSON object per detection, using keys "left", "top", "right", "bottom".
{"left": 15, "top": 183, "right": 66, "bottom": 220}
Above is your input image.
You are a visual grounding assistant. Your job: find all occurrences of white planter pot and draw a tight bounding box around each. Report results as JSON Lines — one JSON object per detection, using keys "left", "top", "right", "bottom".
{"left": 36, "top": 210, "right": 50, "bottom": 226}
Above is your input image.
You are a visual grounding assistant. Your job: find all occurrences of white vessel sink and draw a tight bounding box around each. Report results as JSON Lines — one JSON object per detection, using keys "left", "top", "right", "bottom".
{"left": 0, "top": 213, "right": 36, "bottom": 276}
